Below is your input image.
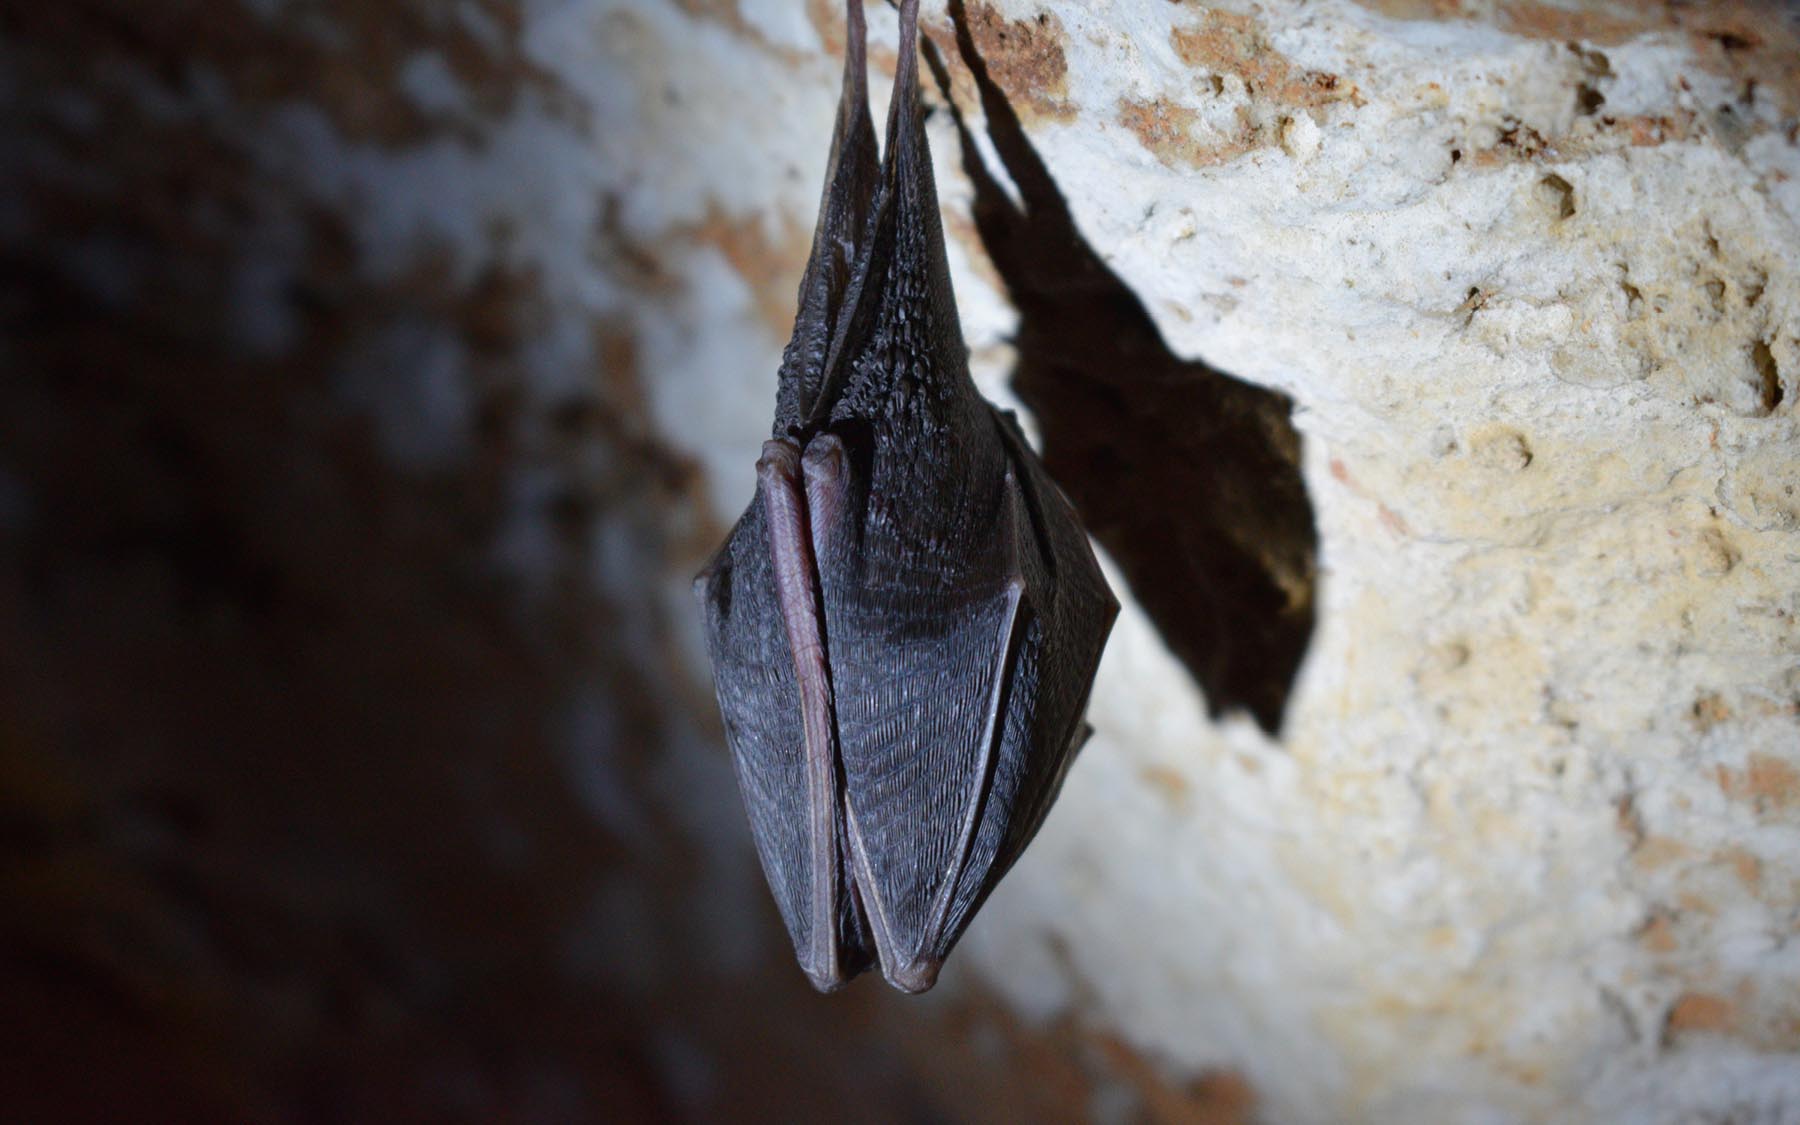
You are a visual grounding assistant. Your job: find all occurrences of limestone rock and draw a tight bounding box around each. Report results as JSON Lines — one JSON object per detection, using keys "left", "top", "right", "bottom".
{"left": 600, "top": 1, "right": 1800, "bottom": 1120}
{"left": 4, "top": 0, "right": 1797, "bottom": 1121}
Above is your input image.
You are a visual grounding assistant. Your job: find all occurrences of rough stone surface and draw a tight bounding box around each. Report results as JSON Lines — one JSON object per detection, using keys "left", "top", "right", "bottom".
{"left": 3, "top": 0, "right": 1797, "bottom": 1122}
{"left": 600, "top": 1, "right": 1800, "bottom": 1120}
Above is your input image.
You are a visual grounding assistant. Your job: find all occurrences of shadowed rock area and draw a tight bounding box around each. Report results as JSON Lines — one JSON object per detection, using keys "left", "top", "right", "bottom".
{"left": 930, "top": 0, "right": 1318, "bottom": 733}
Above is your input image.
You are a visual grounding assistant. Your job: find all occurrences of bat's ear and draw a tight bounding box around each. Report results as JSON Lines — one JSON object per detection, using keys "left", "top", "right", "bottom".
{"left": 776, "top": 0, "right": 880, "bottom": 431}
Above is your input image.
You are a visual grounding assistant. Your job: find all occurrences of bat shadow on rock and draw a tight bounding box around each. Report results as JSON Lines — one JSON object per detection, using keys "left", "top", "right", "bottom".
{"left": 925, "top": 0, "right": 1319, "bottom": 735}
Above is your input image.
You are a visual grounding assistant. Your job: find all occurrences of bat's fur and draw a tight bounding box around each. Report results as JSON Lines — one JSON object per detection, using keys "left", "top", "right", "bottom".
{"left": 695, "top": 0, "right": 1117, "bottom": 994}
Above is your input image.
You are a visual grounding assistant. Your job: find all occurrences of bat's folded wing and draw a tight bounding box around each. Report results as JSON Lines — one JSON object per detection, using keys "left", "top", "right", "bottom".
{"left": 695, "top": 496, "right": 871, "bottom": 988}
{"left": 986, "top": 409, "right": 1119, "bottom": 871}
{"left": 819, "top": 414, "right": 1116, "bottom": 991}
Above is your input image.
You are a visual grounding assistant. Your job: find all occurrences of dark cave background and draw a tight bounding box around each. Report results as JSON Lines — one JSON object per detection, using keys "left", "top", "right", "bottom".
{"left": 0, "top": 3, "right": 1269, "bottom": 1121}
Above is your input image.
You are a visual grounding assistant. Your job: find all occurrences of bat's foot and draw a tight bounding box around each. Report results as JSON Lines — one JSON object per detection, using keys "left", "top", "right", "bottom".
{"left": 884, "top": 957, "right": 942, "bottom": 994}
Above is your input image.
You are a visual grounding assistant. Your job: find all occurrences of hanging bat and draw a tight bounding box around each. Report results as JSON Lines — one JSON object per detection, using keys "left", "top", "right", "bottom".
{"left": 694, "top": 0, "right": 1117, "bottom": 994}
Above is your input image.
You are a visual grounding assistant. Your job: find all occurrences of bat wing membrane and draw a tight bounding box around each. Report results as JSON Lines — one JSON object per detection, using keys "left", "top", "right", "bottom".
{"left": 700, "top": 0, "right": 1117, "bottom": 994}
{"left": 695, "top": 482, "right": 873, "bottom": 990}
{"left": 949, "top": 411, "right": 1118, "bottom": 929}
{"left": 813, "top": 409, "right": 1114, "bottom": 990}
{"left": 803, "top": 0, "right": 1117, "bottom": 990}
{"left": 813, "top": 455, "right": 1020, "bottom": 991}
{"left": 694, "top": 502, "right": 810, "bottom": 941}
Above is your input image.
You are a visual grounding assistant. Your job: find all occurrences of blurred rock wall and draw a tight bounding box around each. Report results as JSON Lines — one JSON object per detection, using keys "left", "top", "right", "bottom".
{"left": 2, "top": 1, "right": 1798, "bottom": 1122}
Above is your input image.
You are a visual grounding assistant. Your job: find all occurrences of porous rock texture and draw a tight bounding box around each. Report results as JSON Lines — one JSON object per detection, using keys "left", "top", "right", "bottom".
{"left": 3, "top": 0, "right": 1798, "bottom": 1122}
{"left": 615, "top": 1, "right": 1800, "bottom": 1119}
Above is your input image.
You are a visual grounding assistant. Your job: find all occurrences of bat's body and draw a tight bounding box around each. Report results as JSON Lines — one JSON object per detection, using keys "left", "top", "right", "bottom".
{"left": 695, "top": 0, "right": 1117, "bottom": 993}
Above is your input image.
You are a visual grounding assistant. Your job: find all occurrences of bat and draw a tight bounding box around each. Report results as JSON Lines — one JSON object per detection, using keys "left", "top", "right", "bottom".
{"left": 694, "top": 0, "right": 1117, "bottom": 994}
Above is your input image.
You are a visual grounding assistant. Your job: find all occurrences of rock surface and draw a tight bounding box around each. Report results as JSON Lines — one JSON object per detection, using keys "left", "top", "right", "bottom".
{"left": 3, "top": 0, "right": 1797, "bottom": 1122}
{"left": 601, "top": 1, "right": 1800, "bottom": 1120}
